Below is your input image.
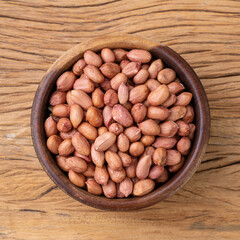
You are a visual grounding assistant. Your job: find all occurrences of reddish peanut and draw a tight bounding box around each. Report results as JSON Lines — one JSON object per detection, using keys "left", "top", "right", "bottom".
{"left": 100, "top": 63, "right": 120, "bottom": 79}
{"left": 101, "top": 48, "right": 115, "bottom": 63}
{"left": 131, "top": 103, "right": 147, "bottom": 123}
{"left": 92, "top": 88, "right": 104, "bottom": 108}
{"left": 103, "top": 106, "right": 114, "bottom": 128}
{"left": 162, "top": 94, "right": 177, "bottom": 107}
{"left": 127, "top": 49, "right": 152, "bottom": 63}
{"left": 148, "top": 59, "right": 164, "bottom": 79}
{"left": 84, "top": 65, "right": 105, "bottom": 83}
{"left": 66, "top": 156, "right": 88, "bottom": 173}
{"left": 68, "top": 170, "right": 86, "bottom": 187}
{"left": 72, "top": 132, "right": 90, "bottom": 156}
{"left": 149, "top": 165, "right": 164, "bottom": 179}
{"left": 73, "top": 74, "right": 95, "bottom": 93}
{"left": 175, "top": 92, "right": 193, "bottom": 106}
{"left": 145, "top": 79, "right": 161, "bottom": 91}
{"left": 142, "top": 146, "right": 155, "bottom": 158}
{"left": 49, "top": 91, "right": 66, "bottom": 106}
{"left": 84, "top": 50, "right": 102, "bottom": 67}
{"left": 104, "top": 89, "right": 118, "bottom": 107}
{"left": 109, "top": 123, "right": 124, "bottom": 135}
{"left": 117, "top": 133, "right": 130, "bottom": 152}
{"left": 168, "top": 82, "right": 185, "bottom": 95}
{"left": 57, "top": 118, "right": 72, "bottom": 133}
{"left": 159, "top": 121, "right": 179, "bottom": 137}
{"left": 122, "top": 61, "right": 141, "bottom": 78}
{"left": 153, "top": 147, "right": 167, "bottom": 166}
{"left": 91, "top": 143, "right": 105, "bottom": 168}
{"left": 56, "top": 156, "right": 70, "bottom": 172}
{"left": 72, "top": 58, "right": 86, "bottom": 75}
{"left": 147, "top": 106, "right": 170, "bottom": 121}
{"left": 58, "top": 138, "right": 74, "bottom": 156}
{"left": 82, "top": 163, "right": 95, "bottom": 177}
{"left": 141, "top": 135, "right": 155, "bottom": 146}
{"left": 118, "top": 82, "right": 129, "bottom": 105}
{"left": 147, "top": 85, "right": 170, "bottom": 106}
{"left": 167, "top": 106, "right": 187, "bottom": 121}
{"left": 112, "top": 104, "right": 133, "bottom": 127}
{"left": 176, "top": 120, "right": 190, "bottom": 136}
{"left": 129, "top": 85, "right": 149, "bottom": 104}
{"left": 119, "top": 177, "right": 133, "bottom": 197}
{"left": 86, "top": 179, "right": 102, "bottom": 195}
{"left": 168, "top": 157, "right": 185, "bottom": 173}
{"left": 94, "top": 132, "right": 116, "bottom": 151}
{"left": 113, "top": 49, "right": 128, "bottom": 62}
{"left": 100, "top": 78, "right": 111, "bottom": 91}
{"left": 105, "top": 151, "right": 123, "bottom": 171}
{"left": 182, "top": 105, "right": 194, "bottom": 123}
{"left": 177, "top": 137, "right": 191, "bottom": 156}
{"left": 138, "top": 119, "right": 160, "bottom": 136}
{"left": 70, "top": 89, "right": 93, "bottom": 110}
{"left": 153, "top": 137, "right": 177, "bottom": 149}
{"left": 78, "top": 122, "right": 98, "bottom": 141}
{"left": 155, "top": 168, "right": 169, "bottom": 183}
{"left": 60, "top": 129, "right": 77, "bottom": 140}
{"left": 44, "top": 116, "right": 58, "bottom": 137}
{"left": 94, "top": 166, "right": 109, "bottom": 185}
{"left": 66, "top": 91, "right": 74, "bottom": 105}
{"left": 70, "top": 104, "right": 84, "bottom": 128}
{"left": 108, "top": 166, "right": 126, "bottom": 183}
{"left": 133, "top": 69, "right": 149, "bottom": 84}
{"left": 56, "top": 71, "right": 76, "bottom": 92}
{"left": 129, "top": 142, "right": 145, "bottom": 157}
{"left": 110, "top": 73, "right": 128, "bottom": 90}
{"left": 118, "top": 152, "right": 132, "bottom": 167}
{"left": 86, "top": 106, "right": 103, "bottom": 127}
{"left": 166, "top": 150, "right": 181, "bottom": 166}
{"left": 124, "top": 127, "right": 141, "bottom": 142}
{"left": 157, "top": 68, "right": 176, "bottom": 84}
{"left": 52, "top": 104, "right": 70, "bottom": 118}
{"left": 102, "top": 180, "right": 117, "bottom": 198}
{"left": 136, "top": 155, "right": 152, "bottom": 180}
{"left": 133, "top": 179, "right": 155, "bottom": 196}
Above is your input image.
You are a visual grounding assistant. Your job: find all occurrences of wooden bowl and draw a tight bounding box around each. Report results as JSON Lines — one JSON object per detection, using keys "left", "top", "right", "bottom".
{"left": 31, "top": 35, "right": 210, "bottom": 211}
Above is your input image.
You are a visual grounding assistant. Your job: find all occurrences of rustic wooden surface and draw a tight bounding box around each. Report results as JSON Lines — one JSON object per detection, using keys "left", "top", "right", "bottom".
{"left": 0, "top": 0, "right": 239, "bottom": 239}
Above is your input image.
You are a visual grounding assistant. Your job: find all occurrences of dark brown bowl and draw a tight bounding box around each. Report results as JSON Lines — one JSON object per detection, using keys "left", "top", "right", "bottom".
{"left": 31, "top": 35, "right": 210, "bottom": 211}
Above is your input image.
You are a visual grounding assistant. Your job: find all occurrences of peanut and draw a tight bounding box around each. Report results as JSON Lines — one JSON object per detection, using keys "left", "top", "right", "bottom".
{"left": 148, "top": 165, "right": 164, "bottom": 179}
{"left": 44, "top": 116, "right": 58, "bottom": 137}
{"left": 57, "top": 118, "right": 72, "bottom": 133}
{"left": 92, "top": 88, "right": 104, "bottom": 108}
{"left": 136, "top": 155, "right": 152, "bottom": 180}
{"left": 72, "top": 58, "right": 86, "bottom": 75}
{"left": 86, "top": 106, "right": 103, "bottom": 127}
{"left": 102, "top": 179, "right": 117, "bottom": 198}
{"left": 153, "top": 147, "right": 167, "bottom": 166}
{"left": 117, "top": 133, "right": 130, "bottom": 152}
{"left": 56, "top": 71, "right": 76, "bottom": 91}
{"left": 177, "top": 137, "right": 191, "bottom": 156}
{"left": 127, "top": 49, "right": 152, "bottom": 63}
{"left": 94, "top": 132, "right": 116, "bottom": 151}
{"left": 138, "top": 119, "right": 160, "bottom": 136}
{"left": 112, "top": 104, "right": 133, "bottom": 127}
{"left": 105, "top": 151, "right": 123, "bottom": 171}
{"left": 129, "top": 85, "right": 149, "bottom": 104}
{"left": 66, "top": 156, "right": 88, "bottom": 173}
{"left": 94, "top": 166, "right": 109, "bottom": 185}
{"left": 84, "top": 50, "right": 102, "bottom": 67}
{"left": 70, "top": 104, "right": 84, "bottom": 128}
{"left": 110, "top": 73, "right": 128, "bottom": 90}
{"left": 119, "top": 177, "right": 133, "bottom": 197}
{"left": 73, "top": 74, "right": 95, "bottom": 93}
{"left": 49, "top": 91, "right": 66, "bottom": 106}
{"left": 100, "top": 63, "right": 120, "bottom": 79}
{"left": 58, "top": 138, "right": 74, "bottom": 156}
{"left": 101, "top": 48, "right": 115, "bottom": 63}
{"left": 131, "top": 103, "right": 147, "bottom": 123}
{"left": 129, "top": 142, "right": 145, "bottom": 157}
{"left": 72, "top": 132, "right": 90, "bottom": 156}
{"left": 69, "top": 170, "right": 86, "bottom": 187}
{"left": 84, "top": 65, "right": 105, "bottom": 83}
{"left": 124, "top": 127, "right": 141, "bottom": 142}
{"left": 147, "top": 85, "right": 170, "bottom": 106}
{"left": 118, "top": 82, "right": 129, "bottom": 105}
{"left": 86, "top": 179, "right": 102, "bottom": 195}
{"left": 133, "top": 179, "right": 155, "bottom": 196}
{"left": 78, "top": 122, "right": 98, "bottom": 141}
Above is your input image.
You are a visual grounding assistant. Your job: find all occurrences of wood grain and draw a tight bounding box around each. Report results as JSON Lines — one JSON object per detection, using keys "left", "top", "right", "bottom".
{"left": 0, "top": 0, "right": 239, "bottom": 239}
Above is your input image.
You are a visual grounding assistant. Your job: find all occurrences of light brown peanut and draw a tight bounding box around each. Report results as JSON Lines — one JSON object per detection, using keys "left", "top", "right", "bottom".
{"left": 153, "top": 147, "right": 167, "bottom": 166}
{"left": 84, "top": 50, "right": 102, "bottom": 67}
{"left": 84, "top": 65, "right": 105, "bottom": 83}
{"left": 175, "top": 92, "right": 193, "bottom": 106}
{"left": 78, "top": 122, "right": 98, "bottom": 141}
{"left": 167, "top": 106, "right": 187, "bottom": 121}
{"left": 131, "top": 103, "right": 147, "bottom": 124}
{"left": 162, "top": 94, "right": 177, "bottom": 107}
{"left": 108, "top": 166, "right": 126, "bottom": 183}
{"left": 157, "top": 68, "right": 176, "bottom": 84}
{"left": 105, "top": 151, "right": 123, "bottom": 171}
{"left": 56, "top": 71, "right": 76, "bottom": 91}
{"left": 103, "top": 105, "right": 114, "bottom": 128}
{"left": 73, "top": 74, "right": 95, "bottom": 93}
{"left": 148, "top": 165, "right": 164, "bottom": 179}
{"left": 44, "top": 116, "right": 58, "bottom": 137}
{"left": 145, "top": 79, "right": 161, "bottom": 91}
{"left": 100, "top": 63, "right": 120, "bottom": 79}
{"left": 129, "top": 142, "right": 145, "bottom": 157}
{"left": 56, "top": 156, "right": 70, "bottom": 172}
{"left": 98, "top": 126, "right": 108, "bottom": 136}
{"left": 113, "top": 49, "right": 128, "bottom": 62}
{"left": 52, "top": 104, "right": 70, "bottom": 118}
{"left": 176, "top": 120, "right": 190, "bottom": 136}
{"left": 133, "top": 179, "right": 155, "bottom": 196}
{"left": 112, "top": 104, "right": 133, "bottom": 127}
{"left": 147, "top": 106, "right": 170, "bottom": 121}
{"left": 101, "top": 48, "right": 115, "bottom": 63}
{"left": 117, "top": 133, "right": 130, "bottom": 152}
{"left": 133, "top": 69, "right": 149, "bottom": 84}
{"left": 166, "top": 150, "right": 181, "bottom": 166}
{"left": 86, "top": 106, "right": 103, "bottom": 127}
{"left": 148, "top": 59, "right": 164, "bottom": 79}
{"left": 147, "top": 85, "right": 170, "bottom": 106}
{"left": 168, "top": 82, "right": 185, "bottom": 95}
{"left": 70, "top": 104, "right": 84, "bottom": 128}
{"left": 58, "top": 138, "right": 74, "bottom": 156}
{"left": 92, "top": 88, "right": 104, "bottom": 108}
{"left": 136, "top": 155, "right": 152, "bottom": 180}
{"left": 66, "top": 156, "right": 88, "bottom": 173}
{"left": 72, "top": 58, "right": 86, "bottom": 75}
{"left": 127, "top": 49, "right": 152, "bottom": 63}
{"left": 94, "top": 132, "right": 116, "bottom": 151}
{"left": 118, "top": 82, "right": 129, "bottom": 105}
{"left": 122, "top": 61, "right": 141, "bottom": 78}
{"left": 118, "top": 152, "right": 132, "bottom": 167}
{"left": 70, "top": 89, "right": 93, "bottom": 110}
{"left": 182, "top": 105, "right": 194, "bottom": 123}
{"left": 119, "top": 177, "right": 133, "bottom": 197}
{"left": 82, "top": 163, "right": 95, "bottom": 177}
{"left": 110, "top": 73, "right": 128, "bottom": 90}
{"left": 57, "top": 118, "right": 72, "bottom": 133}
{"left": 138, "top": 119, "right": 160, "bottom": 136}
{"left": 104, "top": 89, "right": 118, "bottom": 107}
{"left": 72, "top": 132, "right": 90, "bottom": 156}
{"left": 129, "top": 85, "right": 149, "bottom": 104}
{"left": 159, "top": 121, "right": 179, "bottom": 137}
{"left": 126, "top": 158, "right": 138, "bottom": 178}
{"left": 86, "top": 179, "right": 102, "bottom": 195}
{"left": 68, "top": 170, "right": 86, "bottom": 187}
{"left": 153, "top": 137, "right": 177, "bottom": 149}
{"left": 94, "top": 166, "right": 109, "bottom": 185}
{"left": 91, "top": 143, "right": 105, "bottom": 167}
{"left": 124, "top": 127, "right": 141, "bottom": 142}
{"left": 102, "top": 180, "right": 117, "bottom": 198}
{"left": 140, "top": 135, "right": 155, "bottom": 146}
{"left": 49, "top": 91, "right": 66, "bottom": 106}
{"left": 177, "top": 137, "right": 191, "bottom": 155}
{"left": 109, "top": 123, "right": 124, "bottom": 135}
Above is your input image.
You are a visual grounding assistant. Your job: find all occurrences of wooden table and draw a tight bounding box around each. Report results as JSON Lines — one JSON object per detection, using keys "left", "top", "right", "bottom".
{"left": 0, "top": 1, "right": 239, "bottom": 239}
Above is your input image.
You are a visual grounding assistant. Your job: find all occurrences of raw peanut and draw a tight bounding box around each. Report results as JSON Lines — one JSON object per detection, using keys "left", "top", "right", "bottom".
{"left": 141, "top": 135, "right": 155, "bottom": 146}
{"left": 124, "top": 127, "right": 141, "bottom": 142}
{"left": 153, "top": 137, "right": 177, "bottom": 149}
{"left": 104, "top": 89, "right": 118, "bottom": 107}
{"left": 66, "top": 91, "right": 74, "bottom": 105}
{"left": 122, "top": 101, "right": 133, "bottom": 111}
{"left": 94, "top": 166, "right": 109, "bottom": 185}
{"left": 103, "top": 106, "right": 114, "bottom": 128}
{"left": 162, "top": 94, "right": 177, "bottom": 107}
{"left": 176, "top": 120, "right": 190, "bottom": 136}
{"left": 56, "top": 156, "right": 70, "bottom": 172}
{"left": 86, "top": 179, "right": 102, "bottom": 195}
{"left": 122, "top": 61, "right": 141, "bottom": 78}
{"left": 138, "top": 119, "right": 160, "bottom": 136}
{"left": 129, "top": 85, "right": 149, "bottom": 104}
{"left": 74, "top": 152, "right": 91, "bottom": 163}
{"left": 109, "top": 123, "right": 124, "bottom": 135}
{"left": 168, "top": 157, "right": 185, "bottom": 173}
{"left": 92, "top": 88, "right": 104, "bottom": 108}
{"left": 84, "top": 50, "right": 102, "bottom": 67}
{"left": 147, "top": 106, "right": 170, "bottom": 121}
{"left": 60, "top": 129, "right": 77, "bottom": 140}
{"left": 72, "top": 58, "right": 86, "bottom": 75}
{"left": 108, "top": 143, "right": 118, "bottom": 152}
{"left": 118, "top": 82, "right": 129, "bottom": 105}
{"left": 82, "top": 163, "right": 95, "bottom": 177}
{"left": 126, "top": 158, "right": 138, "bottom": 178}
{"left": 147, "top": 85, "right": 170, "bottom": 106}
{"left": 127, "top": 49, "right": 152, "bottom": 63}
{"left": 148, "top": 59, "right": 164, "bottom": 79}
{"left": 113, "top": 49, "right": 128, "bottom": 62}
{"left": 112, "top": 104, "right": 133, "bottom": 127}
{"left": 49, "top": 91, "right": 66, "bottom": 106}
{"left": 119, "top": 177, "right": 133, "bottom": 197}
{"left": 182, "top": 105, "right": 194, "bottom": 123}
{"left": 86, "top": 106, "right": 103, "bottom": 127}
{"left": 52, "top": 104, "right": 70, "bottom": 118}
{"left": 70, "top": 89, "right": 93, "bottom": 110}
{"left": 136, "top": 155, "right": 152, "bottom": 180}
{"left": 155, "top": 168, "right": 169, "bottom": 183}
{"left": 105, "top": 151, "right": 123, "bottom": 171}
{"left": 72, "top": 132, "right": 90, "bottom": 156}
{"left": 153, "top": 147, "right": 167, "bottom": 166}
{"left": 58, "top": 138, "right": 74, "bottom": 156}
{"left": 57, "top": 118, "right": 72, "bottom": 133}
{"left": 100, "top": 78, "right": 111, "bottom": 91}
{"left": 129, "top": 142, "right": 145, "bottom": 157}
{"left": 70, "top": 104, "right": 84, "bottom": 128}
{"left": 84, "top": 65, "right": 105, "bottom": 83}
{"left": 118, "top": 152, "right": 132, "bottom": 167}
{"left": 133, "top": 179, "right": 155, "bottom": 196}
{"left": 159, "top": 121, "right": 179, "bottom": 137}
{"left": 145, "top": 79, "right": 161, "bottom": 91}
{"left": 133, "top": 69, "right": 149, "bottom": 84}
{"left": 175, "top": 92, "right": 193, "bottom": 106}
{"left": 94, "top": 132, "right": 116, "bottom": 151}
{"left": 167, "top": 106, "right": 187, "bottom": 121}
{"left": 44, "top": 116, "right": 58, "bottom": 137}
{"left": 108, "top": 166, "right": 126, "bottom": 183}
{"left": 131, "top": 103, "right": 147, "bottom": 123}
{"left": 78, "top": 122, "right": 98, "bottom": 141}
{"left": 68, "top": 170, "right": 86, "bottom": 187}
{"left": 116, "top": 183, "right": 125, "bottom": 198}
{"left": 166, "top": 150, "right": 181, "bottom": 166}
{"left": 110, "top": 73, "right": 128, "bottom": 90}
{"left": 117, "top": 133, "right": 130, "bottom": 152}
{"left": 142, "top": 146, "right": 155, "bottom": 158}
{"left": 56, "top": 71, "right": 76, "bottom": 91}
{"left": 120, "top": 60, "right": 130, "bottom": 70}
{"left": 73, "top": 74, "right": 95, "bottom": 93}
{"left": 66, "top": 156, "right": 88, "bottom": 173}
{"left": 102, "top": 180, "right": 117, "bottom": 198}
{"left": 98, "top": 126, "right": 108, "bottom": 136}
{"left": 188, "top": 123, "right": 196, "bottom": 140}
{"left": 141, "top": 64, "right": 149, "bottom": 70}
{"left": 100, "top": 63, "right": 120, "bottom": 78}
{"left": 91, "top": 143, "right": 105, "bottom": 167}
{"left": 148, "top": 165, "right": 164, "bottom": 179}
{"left": 157, "top": 68, "right": 176, "bottom": 84}
{"left": 168, "top": 82, "right": 185, "bottom": 95}
{"left": 177, "top": 137, "right": 191, "bottom": 156}
{"left": 101, "top": 48, "right": 115, "bottom": 63}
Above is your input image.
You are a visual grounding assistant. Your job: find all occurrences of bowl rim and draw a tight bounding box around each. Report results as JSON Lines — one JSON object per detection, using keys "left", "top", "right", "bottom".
{"left": 31, "top": 34, "right": 210, "bottom": 211}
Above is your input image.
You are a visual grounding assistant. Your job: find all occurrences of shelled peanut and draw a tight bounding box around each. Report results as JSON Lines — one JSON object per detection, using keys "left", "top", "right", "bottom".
{"left": 45, "top": 48, "right": 196, "bottom": 198}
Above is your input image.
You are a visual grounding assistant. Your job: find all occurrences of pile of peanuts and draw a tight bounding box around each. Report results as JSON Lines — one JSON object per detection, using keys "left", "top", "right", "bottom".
{"left": 45, "top": 48, "right": 195, "bottom": 198}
